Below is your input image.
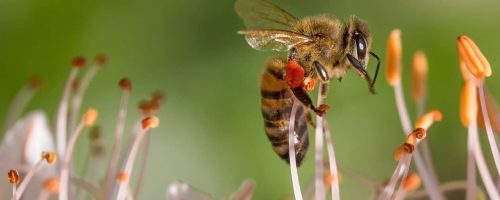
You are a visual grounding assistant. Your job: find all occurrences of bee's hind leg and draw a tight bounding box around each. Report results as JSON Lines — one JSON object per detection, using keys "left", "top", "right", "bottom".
{"left": 290, "top": 86, "right": 330, "bottom": 116}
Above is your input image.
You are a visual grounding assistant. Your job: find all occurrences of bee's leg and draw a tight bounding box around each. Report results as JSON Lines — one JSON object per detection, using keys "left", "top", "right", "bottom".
{"left": 347, "top": 54, "right": 376, "bottom": 94}
{"left": 290, "top": 86, "right": 330, "bottom": 116}
{"left": 313, "top": 61, "right": 329, "bottom": 81}
{"left": 306, "top": 111, "right": 316, "bottom": 127}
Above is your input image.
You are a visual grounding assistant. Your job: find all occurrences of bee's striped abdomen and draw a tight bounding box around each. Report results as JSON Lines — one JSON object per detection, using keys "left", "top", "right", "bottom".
{"left": 260, "top": 57, "right": 309, "bottom": 166}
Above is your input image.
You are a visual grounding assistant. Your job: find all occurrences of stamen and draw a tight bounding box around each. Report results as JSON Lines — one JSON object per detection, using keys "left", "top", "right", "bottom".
{"left": 115, "top": 116, "right": 159, "bottom": 200}
{"left": 461, "top": 80, "right": 478, "bottom": 128}
{"left": 95, "top": 54, "right": 108, "bottom": 67}
{"left": 43, "top": 177, "right": 60, "bottom": 193}
{"left": 228, "top": 179, "right": 256, "bottom": 200}
{"left": 288, "top": 100, "right": 303, "bottom": 200}
{"left": 56, "top": 56, "right": 85, "bottom": 156}
{"left": 83, "top": 108, "right": 98, "bottom": 127}
{"left": 103, "top": 78, "right": 132, "bottom": 198}
{"left": 314, "top": 83, "right": 328, "bottom": 200}
{"left": 8, "top": 169, "right": 20, "bottom": 185}
{"left": 477, "top": 83, "right": 500, "bottom": 177}
{"left": 393, "top": 173, "right": 421, "bottom": 200}
{"left": 323, "top": 116, "right": 340, "bottom": 200}
{"left": 142, "top": 116, "right": 159, "bottom": 129}
{"left": 13, "top": 151, "right": 57, "bottom": 199}
{"left": 72, "top": 56, "right": 87, "bottom": 68}
{"left": 117, "top": 172, "right": 129, "bottom": 183}
{"left": 386, "top": 29, "right": 402, "bottom": 86}
{"left": 477, "top": 89, "right": 500, "bottom": 132}
{"left": 415, "top": 110, "right": 442, "bottom": 130}
{"left": 68, "top": 55, "right": 106, "bottom": 132}
{"left": 59, "top": 108, "right": 98, "bottom": 200}
{"left": 469, "top": 122, "right": 500, "bottom": 199}
{"left": 8, "top": 169, "right": 20, "bottom": 200}
{"left": 402, "top": 173, "right": 421, "bottom": 192}
{"left": 457, "top": 35, "right": 491, "bottom": 78}
{"left": 411, "top": 51, "right": 428, "bottom": 116}
{"left": 4, "top": 76, "right": 42, "bottom": 130}
{"left": 412, "top": 128, "right": 427, "bottom": 140}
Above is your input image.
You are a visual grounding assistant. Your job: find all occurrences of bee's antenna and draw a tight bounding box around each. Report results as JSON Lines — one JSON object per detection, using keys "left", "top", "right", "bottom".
{"left": 369, "top": 51, "right": 381, "bottom": 87}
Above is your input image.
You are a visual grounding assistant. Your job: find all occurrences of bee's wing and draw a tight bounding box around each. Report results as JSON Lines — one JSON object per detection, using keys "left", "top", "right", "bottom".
{"left": 238, "top": 29, "right": 313, "bottom": 51}
{"left": 235, "top": 0, "right": 298, "bottom": 29}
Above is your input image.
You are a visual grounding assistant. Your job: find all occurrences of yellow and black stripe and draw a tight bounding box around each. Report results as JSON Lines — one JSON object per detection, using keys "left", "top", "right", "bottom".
{"left": 260, "top": 57, "right": 309, "bottom": 166}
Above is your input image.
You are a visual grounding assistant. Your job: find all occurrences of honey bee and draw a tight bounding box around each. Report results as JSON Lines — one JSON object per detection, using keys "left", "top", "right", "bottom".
{"left": 235, "top": 0, "right": 380, "bottom": 166}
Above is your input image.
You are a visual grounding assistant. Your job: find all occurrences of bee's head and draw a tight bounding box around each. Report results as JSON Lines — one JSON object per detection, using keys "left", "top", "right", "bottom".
{"left": 345, "top": 16, "right": 372, "bottom": 69}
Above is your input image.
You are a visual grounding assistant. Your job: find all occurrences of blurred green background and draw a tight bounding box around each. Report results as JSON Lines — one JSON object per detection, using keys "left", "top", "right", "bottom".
{"left": 1, "top": 0, "right": 500, "bottom": 199}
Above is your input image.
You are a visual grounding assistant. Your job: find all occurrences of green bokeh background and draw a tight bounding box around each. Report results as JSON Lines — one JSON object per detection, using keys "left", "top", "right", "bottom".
{"left": 1, "top": 0, "right": 499, "bottom": 199}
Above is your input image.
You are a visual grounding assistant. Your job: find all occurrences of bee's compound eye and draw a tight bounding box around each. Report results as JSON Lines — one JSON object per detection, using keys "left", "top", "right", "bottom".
{"left": 355, "top": 33, "right": 367, "bottom": 59}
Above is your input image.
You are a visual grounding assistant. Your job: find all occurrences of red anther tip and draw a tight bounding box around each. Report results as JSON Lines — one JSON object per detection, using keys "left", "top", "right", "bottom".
{"left": 72, "top": 56, "right": 86, "bottom": 68}
{"left": 118, "top": 78, "right": 132, "bottom": 91}
{"left": 95, "top": 54, "right": 108, "bottom": 67}
{"left": 285, "top": 60, "right": 305, "bottom": 88}
{"left": 28, "top": 76, "right": 43, "bottom": 90}
{"left": 152, "top": 90, "right": 165, "bottom": 102}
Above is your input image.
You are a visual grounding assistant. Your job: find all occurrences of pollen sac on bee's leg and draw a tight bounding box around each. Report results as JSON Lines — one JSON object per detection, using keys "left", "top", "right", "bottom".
{"left": 285, "top": 60, "right": 305, "bottom": 88}
{"left": 303, "top": 77, "right": 316, "bottom": 91}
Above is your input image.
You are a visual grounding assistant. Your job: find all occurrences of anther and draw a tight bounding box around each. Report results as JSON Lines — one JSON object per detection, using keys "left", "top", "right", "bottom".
{"left": 8, "top": 169, "right": 20, "bottom": 185}
{"left": 415, "top": 110, "right": 442, "bottom": 130}
{"left": 43, "top": 177, "right": 60, "bottom": 193}
{"left": 83, "top": 108, "right": 99, "bottom": 127}
{"left": 119, "top": 78, "right": 132, "bottom": 91}
{"left": 142, "top": 116, "right": 159, "bottom": 129}
{"left": 402, "top": 173, "right": 421, "bottom": 192}
{"left": 28, "top": 76, "right": 43, "bottom": 91}
{"left": 72, "top": 56, "right": 86, "bottom": 68}
{"left": 460, "top": 80, "right": 478, "bottom": 127}
{"left": 95, "top": 54, "right": 108, "bottom": 67}
{"left": 412, "top": 128, "right": 427, "bottom": 140}
{"left": 394, "top": 143, "right": 414, "bottom": 161}
{"left": 457, "top": 35, "right": 491, "bottom": 78}
{"left": 386, "top": 29, "right": 402, "bottom": 86}
{"left": 42, "top": 152, "right": 57, "bottom": 164}
{"left": 152, "top": 90, "right": 165, "bottom": 103}
{"left": 117, "top": 172, "right": 129, "bottom": 183}
{"left": 411, "top": 51, "right": 427, "bottom": 102}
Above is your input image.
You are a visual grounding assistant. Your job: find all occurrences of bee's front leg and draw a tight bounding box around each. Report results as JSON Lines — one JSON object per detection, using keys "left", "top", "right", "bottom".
{"left": 286, "top": 48, "right": 330, "bottom": 116}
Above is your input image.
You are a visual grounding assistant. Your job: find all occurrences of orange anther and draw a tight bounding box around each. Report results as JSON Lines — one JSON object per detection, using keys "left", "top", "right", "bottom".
{"left": 415, "top": 110, "right": 442, "bottom": 130}
{"left": 44, "top": 177, "right": 60, "bottom": 193}
{"left": 7, "top": 169, "right": 20, "bottom": 185}
{"left": 42, "top": 152, "right": 57, "bottom": 164}
{"left": 117, "top": 172, "right": 129, "bottom": 183}
{"left": 403, "top": 173, "right": 421, "bottom": 192}
{"left": 83, "top": 108, "right": 99, "bottom": 127}
{"left": 457, "top": 35, "right": 491, "bottom": 78}
{"left": 386, "top": 29, "right": 402, "bottom": 86}
{"left": 142, "top": 116, "right": 159, "bottom": 129}
{"left": 460, "top": 80, "right": 478, "bottom": 128}
{"left": 285, "top": 60, "right": 305, "bottom": 88}
{"left": 411, "top": 51, "right": 427, "bottom": 102}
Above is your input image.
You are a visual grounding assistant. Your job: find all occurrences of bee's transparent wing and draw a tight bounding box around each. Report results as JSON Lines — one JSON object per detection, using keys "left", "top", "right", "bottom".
{"left": 238, "top": 29, "right": 313, "bottom": 51}
{"left": 235, "top": 0, "right": 298, "bottom": 29}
